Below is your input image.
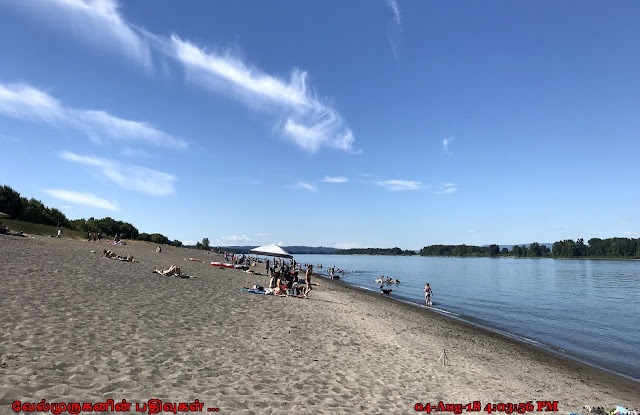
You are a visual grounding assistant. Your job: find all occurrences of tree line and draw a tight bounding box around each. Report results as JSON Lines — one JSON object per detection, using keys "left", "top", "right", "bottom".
{"left": 552, "top": 238, "right": 640, "bottom": 258}
{"left": 420, "top": 238, "right": 640, "bottom": 259}
{"left": 418, "top": 244, "right": 550, "bottom": 257}
{"left": 0, "top": 185, "right": 188, "bottom": 247}
{"left": 1, "top": 185, "right": 71, "bottom": 229}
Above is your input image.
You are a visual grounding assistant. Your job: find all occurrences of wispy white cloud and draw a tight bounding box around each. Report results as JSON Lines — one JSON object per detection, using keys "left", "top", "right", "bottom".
{"left": 0, "top": 83, "right": 186, "bottom": 148}
{"left": 386, "top": 0, "right": 402, "bottom": 25}
{"left": 44, "top": 189, "right": 118, "bottom": 211}
{"left": 256, "top": 233, "right": 268, "bottom": 238}
{"left": 166, "top": 35, "right": 356, "bottom": 153}
{"left": 385, "top": 0, "right": 403, "bottom": 60}
{"left": 624, "top": 232, "right": 637, "bottom": 236}
{"left": 10, "top": 0, "right": 356, "bottom": 154}
{"left": 376, "top": 179, "right": 421, "bottom": 191}
{"left": 435, "top": 183, "right": 459, "bottom": 194}
{"left": 9, "top": 0, "right": 151, "bottom": 68}
{"left": 442, "top": 136, "right": 455, "bottom": 152}
{"left": 61, "top": 205, "right": 72, "bottom": 209}
{"left": 323, "top": 176, "right": 349, "bottom": 183}
{"left": 59, "top": 151, "right": 176, "bottom": 196}
{"left": 295, "top": 182, "right": 318, "bottom": 192}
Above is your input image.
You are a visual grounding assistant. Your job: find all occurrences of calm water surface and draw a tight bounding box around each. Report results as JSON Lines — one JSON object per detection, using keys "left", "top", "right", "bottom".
{"left": 293, "top": 254, "right": 640, "bottom": 381}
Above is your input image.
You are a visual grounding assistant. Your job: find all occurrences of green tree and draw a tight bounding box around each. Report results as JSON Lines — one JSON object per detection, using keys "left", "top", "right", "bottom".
{"left": 70, "top": 218, "right": 87, "bottom": 232}
{"left": 0, "top": 185, "right": 24, "bottom": 218}
{"left": 529, "top": 242, "right": 541, "bottom": 257}
{"left": 512, "top": 245, "right": 522, "bottom": 257}
{"left": 23, "top": 198, "right": 48, "bottom": 224}
{"left": 150, "top": 233, "right": 169, "bottom": 244}
{"left": 588, "top": 238, "right": 603, "bottom": 256}
{"left": 202, "top": 238, "right": 210, "bottom": 250}
{"left": 138, "top": 233, "right": 151, "bottom": 242}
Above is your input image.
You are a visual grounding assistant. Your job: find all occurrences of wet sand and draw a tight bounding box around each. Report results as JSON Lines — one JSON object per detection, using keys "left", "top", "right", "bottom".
{"left": 1, "top": 234, "right": 638, "bottom": 414}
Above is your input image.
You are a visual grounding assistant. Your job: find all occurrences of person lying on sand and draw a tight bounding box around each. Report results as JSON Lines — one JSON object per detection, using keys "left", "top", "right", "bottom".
{"left": 154, "top": 265, "right": 181, "bottom": 276}
{"left": 184, "top": 257, "right": 203, "bottom": 262}
{"left": 102, "top": 249, "right": 135, "bottom": 262}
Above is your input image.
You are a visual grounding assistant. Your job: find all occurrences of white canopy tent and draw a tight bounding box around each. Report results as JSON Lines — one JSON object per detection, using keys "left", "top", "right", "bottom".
{"left": 249, "top": 243, "right": 293, "bottom": 259}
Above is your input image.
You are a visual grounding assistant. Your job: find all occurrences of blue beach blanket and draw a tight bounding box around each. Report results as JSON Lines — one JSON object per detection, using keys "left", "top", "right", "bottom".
{"left": 241, "top": 288, "right": 265, "bottom": 294}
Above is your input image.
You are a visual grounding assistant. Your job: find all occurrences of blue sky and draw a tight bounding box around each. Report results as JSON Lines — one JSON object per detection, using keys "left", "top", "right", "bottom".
{"left": 1, "top": 0, "right": 638, "bottom": 249}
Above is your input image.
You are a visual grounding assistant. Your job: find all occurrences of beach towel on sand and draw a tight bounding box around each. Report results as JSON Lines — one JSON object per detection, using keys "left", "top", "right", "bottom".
{"left": 240, "top": 288, "right": 307, "bottom": 298}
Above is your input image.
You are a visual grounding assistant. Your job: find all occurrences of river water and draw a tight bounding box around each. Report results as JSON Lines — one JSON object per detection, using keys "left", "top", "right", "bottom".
{"left": 292, "top": 254, "right": 640, "bottom": 381}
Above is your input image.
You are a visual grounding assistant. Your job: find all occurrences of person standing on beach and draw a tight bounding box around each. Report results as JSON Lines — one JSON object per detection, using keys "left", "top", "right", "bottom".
{"left": 424, "top": 283, "right": 433, "bottom": 306}
{"left": 304, "top": 265, "right": 313, "bottom": 298}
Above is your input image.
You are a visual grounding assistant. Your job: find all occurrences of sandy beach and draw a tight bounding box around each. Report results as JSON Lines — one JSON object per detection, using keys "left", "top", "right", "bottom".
{"left": 1, "top": 234, "right": 638, "bottom": 414}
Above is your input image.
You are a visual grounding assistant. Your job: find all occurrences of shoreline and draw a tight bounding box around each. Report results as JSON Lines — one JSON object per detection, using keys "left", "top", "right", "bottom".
{"left": 314, "top": 273, "right": 640, "bottom": 384}
{"left": 2, "top": 235, "right": 639, "bottom": 413}
{"left": 313, "top": 272, "right": 640, "bottom": 384}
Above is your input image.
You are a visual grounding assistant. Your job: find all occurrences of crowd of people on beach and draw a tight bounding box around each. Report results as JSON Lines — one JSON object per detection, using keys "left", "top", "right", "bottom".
{"left": 262, "top": 258, "right": 310, "bottom": 296}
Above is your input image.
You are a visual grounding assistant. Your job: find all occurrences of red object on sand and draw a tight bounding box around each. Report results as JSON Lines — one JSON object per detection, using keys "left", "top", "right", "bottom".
{"left": 211, "top": 262, "right": 234, "bottom": 268}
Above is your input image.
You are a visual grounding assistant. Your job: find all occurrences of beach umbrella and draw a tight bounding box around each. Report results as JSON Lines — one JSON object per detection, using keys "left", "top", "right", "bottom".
{"left": 249, "top": 243, "right": 293, "bottom": 259}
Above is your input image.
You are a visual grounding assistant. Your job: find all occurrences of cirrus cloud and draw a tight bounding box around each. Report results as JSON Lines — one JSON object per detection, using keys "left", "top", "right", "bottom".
{"left": 376, "top": 179, "right": 422, "bottom": 191}
{"left": 436, "top": 183, "right": 459, "bottom": 194}
{"left": 59, "top": 151, "right": 176, "bottom": 196}
{"left": 0, "top": 83, "right": 186, "bottom": 148}
{"left": 442, "top": 137, "right": 455, "bottom": 152}
{"left": 323, "top": 176, "right": 349, "bottom": 183}
{"left": 167, "top": 35, "right": 356, "bottom": 153}
{"left": 295, "top": 182, "right": 318, "bottom": 192}
{"left": 44, "top": 189, "right": 118, "bottom": 211}
{"left": 9, "top": 0, "right": 356, "bottom": 154}
{"left": 7, "top": 0, "right": 152, "bottom": 68}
